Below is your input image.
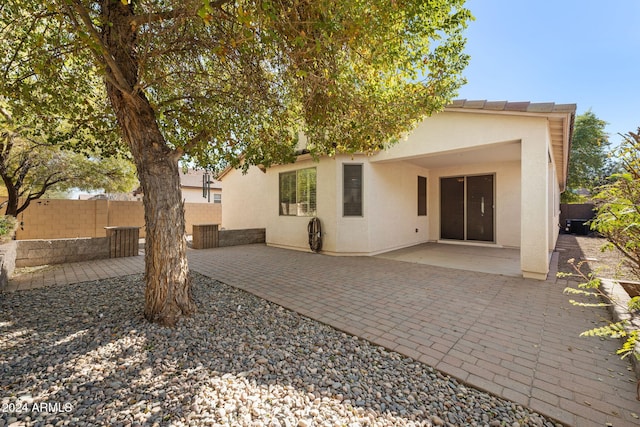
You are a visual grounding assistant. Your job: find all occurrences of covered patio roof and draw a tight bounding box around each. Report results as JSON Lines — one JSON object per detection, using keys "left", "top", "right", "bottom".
{"left": 444, "top": 100, "right": 576, "bottom": 191}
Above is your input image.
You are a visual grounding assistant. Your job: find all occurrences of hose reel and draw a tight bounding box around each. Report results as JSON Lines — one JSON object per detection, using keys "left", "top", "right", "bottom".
{"left": 307, "top": 217, "right": 322, "bottom": 252}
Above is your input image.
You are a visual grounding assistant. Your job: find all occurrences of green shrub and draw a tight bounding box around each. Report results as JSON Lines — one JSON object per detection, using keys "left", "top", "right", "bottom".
{"left": 560, "top": 259, "right": 639, "bottom": 361}
{"left": 0, "top": 215, "right": 17, "bottom": 243}
{"left": 590, "top": 130, "right": 640, "bottom": 278}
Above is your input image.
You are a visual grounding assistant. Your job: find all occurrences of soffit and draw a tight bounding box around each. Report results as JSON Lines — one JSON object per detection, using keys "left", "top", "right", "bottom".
{"left": 445, "top": 100, "right": 576, "bottom": 190}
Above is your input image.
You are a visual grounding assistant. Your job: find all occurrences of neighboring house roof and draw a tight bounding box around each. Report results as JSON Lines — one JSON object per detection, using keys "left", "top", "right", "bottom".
{"left": 133, "top": 169, "right": 222, "bottom": 197}
{"left": 180, "top": 169, "right": 222, "bottom": 190}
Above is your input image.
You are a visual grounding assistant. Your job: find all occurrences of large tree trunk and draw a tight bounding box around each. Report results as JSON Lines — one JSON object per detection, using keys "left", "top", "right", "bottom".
{"left": 100, "top": 1, "right": 196, "bottom": 326}
{"left": 2, "top": 179, "right": 19, "bottom": 217}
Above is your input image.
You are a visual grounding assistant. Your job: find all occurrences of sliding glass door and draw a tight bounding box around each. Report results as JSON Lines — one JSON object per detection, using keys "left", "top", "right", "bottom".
{"left": 440, "top": 175, "right": 494, "bottom": 242}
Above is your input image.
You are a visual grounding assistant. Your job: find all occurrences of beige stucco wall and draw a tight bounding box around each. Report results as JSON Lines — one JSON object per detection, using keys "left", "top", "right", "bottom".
{"left": 224, "top": 155, "right": 432, "bottom": 255}
{"left": 182, "top": 187, "right": 222, "bottom": 204}
{"left": 375, "top": 111, "right": 547, "bottom": 164}
{"left": 335, "top": 159, "right": 431, "bottom": 255}
{"left": 265, "top": 156, "right": 338, "bottom": 252}
{"left": 222, "top": 154, "right": 521, "bottom": 256}
{"left": 375, "top": 111, "right": 556, "bottom": 279}
{"left": 221, "top": 109, "right": 565, "bottom": 279}
{"left": 519, "top": 125, "right": 551, "bottom": 279}
{"left": 426, "top": 160, "right": 521, "bottom": 248}
{"left": 222, "top": 165, "right": 272, "bottom": 231}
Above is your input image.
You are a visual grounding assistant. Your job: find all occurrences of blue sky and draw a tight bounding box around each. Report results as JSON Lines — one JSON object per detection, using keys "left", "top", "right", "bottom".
{"left": 456, "top": 0, "right": 640, "bottom": 146}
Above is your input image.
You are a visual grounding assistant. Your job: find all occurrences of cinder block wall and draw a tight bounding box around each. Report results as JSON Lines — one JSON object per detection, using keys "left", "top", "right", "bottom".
{"left": 13, "top": 199, "right": 105, "bottom": 239}
{"left": 1, "top": 198, "right": 221, "bottom": 240}
{"left": 15, "top": 238, "right": 110, "bottom": 267}
{"left": 185, "top": 203, "right": 222, "bottom": 231}
{"left": 219, "top": 229, "right": 266, "bottom": 247}
{"left": 0, "top": 241, "right": 17, "bottom": 291}
{"left": 104, "top": 201, "right": 145, "bottom": 232}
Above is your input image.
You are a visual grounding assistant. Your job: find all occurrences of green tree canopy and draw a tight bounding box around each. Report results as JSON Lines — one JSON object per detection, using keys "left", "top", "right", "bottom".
{"left": 591, "top": 129, "right": 640, "bottom": 278}
{"left": 1, "top": 0, "right": 472, "bottom": 325}
{"left": 0, "top": 104, "right": 137, "bottom": 216}
{"left": 563, "top": 110, "right": 616, "bottom": 203}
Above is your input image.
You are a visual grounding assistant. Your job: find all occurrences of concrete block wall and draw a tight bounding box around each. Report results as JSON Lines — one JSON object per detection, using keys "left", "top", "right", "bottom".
{"left": 219, "top": 229, "right": 266, "bottom": 247}
{"left": 104, "top": 201, "right": 145, "bottom": 234}
{"left": 2, "top": 198, "right": 222, "bottom": 240}
{"left": 0, "top": 241, "right": 17, "bottom": 291}
{"left": 15, "top": 199, "right": 103, "bottom": 239}
{"left": 15, "top": 238, "right": 110, "bottom": 268}
{"left": 185, "top": 203, "right": 222, "bottom": 234}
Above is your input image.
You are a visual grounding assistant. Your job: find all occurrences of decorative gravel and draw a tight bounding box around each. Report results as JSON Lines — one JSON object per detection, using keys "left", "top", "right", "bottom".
{"left": 1, "top": 274, "right": 562, "bottom": 427}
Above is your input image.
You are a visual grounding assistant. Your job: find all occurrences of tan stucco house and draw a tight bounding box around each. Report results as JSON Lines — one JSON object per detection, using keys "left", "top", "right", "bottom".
{"left": 133, "top": 168, "right": 222, "bottom": 203}
{"left": 179, "top": 169, "right": 222, "bottom": 204}
{"left": 220, "top": 99, "right": 576, "bottom": 280}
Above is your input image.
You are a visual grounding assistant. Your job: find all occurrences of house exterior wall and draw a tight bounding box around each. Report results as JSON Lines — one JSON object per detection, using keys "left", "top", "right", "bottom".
{"left": 374, "top": 111, "right": 556, "bottom": 279}
{"left": 426, "top": 160, "right": 521, "bottom": 248}
{"left": 222, "top": 166, "right": 270, "bottom": 230}
{"left": 221, "top": 109, "right": 567, "bottom": 279}
{"left": 223, "top": 155, "right": 434, "bottom": 255}
{"left": 182, "top": 187, "right": 222, "bottom": 204}
{"left": 374, "top": 112, "right": 546, "bottom": 163}
{"left": 222, "top": 157, "right": 338, "bottom": 251}
{"left": 265, "top": 157, "right": 338, "bottom": 252}
{"left": 360, "top": 160, "right": 430, "bottom": 254}
{"left": 222, "top": 155, "right": 522, "bottom": 255}
{"left": 519, "top": 126, "right": 551, "bottom": 279}
{"left": 324, "top": 156, "right": 433, "bottom": 255}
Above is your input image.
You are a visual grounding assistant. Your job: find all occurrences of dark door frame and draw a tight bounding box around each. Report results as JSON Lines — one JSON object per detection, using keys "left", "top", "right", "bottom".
{"left": 439, "top": 173, "right": 496, "bottom": 243}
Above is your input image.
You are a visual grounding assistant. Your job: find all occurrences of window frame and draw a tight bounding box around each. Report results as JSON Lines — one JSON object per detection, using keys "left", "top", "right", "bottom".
{"left": 343, "top": 163, "right": 363, "bottom": 217}
{"left": 278, "top": 167, "right": 317, "bottom": 217}
{"left": 418, "top": 175, "right": 427, "bottom": 216}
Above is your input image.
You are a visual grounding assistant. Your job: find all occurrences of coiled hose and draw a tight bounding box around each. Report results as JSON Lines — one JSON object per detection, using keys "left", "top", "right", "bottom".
{"left": 307, "top": 217, "right": 322, "bottom": 252}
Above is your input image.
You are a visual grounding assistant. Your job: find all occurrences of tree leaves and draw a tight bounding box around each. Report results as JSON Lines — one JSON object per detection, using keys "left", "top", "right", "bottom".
{"left": 0, "top": 102, "right": 136, "bottom": 215}
{"left": 562, "top": 256, "right": 640, "bottom": 362}
{"left": 563, "top": 110, "right": 617, "bottom": 202}
{"left": 591, "top": 129, "right": 640, "bottom": 278}
{"left": 2, "top": 0, "right": 472, "bottom": 172}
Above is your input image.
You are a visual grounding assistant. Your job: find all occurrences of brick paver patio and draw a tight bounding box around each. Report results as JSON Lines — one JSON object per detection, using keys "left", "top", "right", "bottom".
{"left": 6, "top": 244, "right": 640, "bottom": 426}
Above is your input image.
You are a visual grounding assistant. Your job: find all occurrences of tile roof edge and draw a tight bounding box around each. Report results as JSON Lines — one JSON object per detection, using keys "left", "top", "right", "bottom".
{"left": 446, "top": 99, "right": 576, "bottom": 114}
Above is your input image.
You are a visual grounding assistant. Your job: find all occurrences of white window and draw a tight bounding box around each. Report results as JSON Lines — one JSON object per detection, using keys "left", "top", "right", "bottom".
{"left": 279, "top": 167, "right": 317, "bottom": 216}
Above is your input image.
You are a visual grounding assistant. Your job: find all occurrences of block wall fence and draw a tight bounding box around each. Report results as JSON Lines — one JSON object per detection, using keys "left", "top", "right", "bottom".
{"left": 0, "top": 198, "right": 222, "bottom": 240}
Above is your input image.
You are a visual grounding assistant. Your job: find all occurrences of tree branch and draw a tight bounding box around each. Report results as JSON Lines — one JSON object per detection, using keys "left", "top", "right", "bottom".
{"left": 66, "top": 0, "right": 133, "bottom": 95}
{"left": 128, "top": 8, "right": 189, "bottom": 28}
{"left": 16, "top": 173, "right": 68, "bottom": 216}
{"left": 172, "top": 129, "right": 211, "bottom": 161}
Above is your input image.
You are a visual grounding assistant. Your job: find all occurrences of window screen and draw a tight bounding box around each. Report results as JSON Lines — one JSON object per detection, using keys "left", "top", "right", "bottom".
{"left": 418, "top": 176, "right": 427, "bottom": 216}
{"left": 343, "top": 164, "right": 363, "bottom": 216}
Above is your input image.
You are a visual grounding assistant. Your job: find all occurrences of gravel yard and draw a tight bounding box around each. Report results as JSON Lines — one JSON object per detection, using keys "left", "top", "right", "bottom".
{"left": 1, "top": 273, "right": 562, "bottom": 427}
{"left": 555, "top": 233, "right": 637, "bottom": 282}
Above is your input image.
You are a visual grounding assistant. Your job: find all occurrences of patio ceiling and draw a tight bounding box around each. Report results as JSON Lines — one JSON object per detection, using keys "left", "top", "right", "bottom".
{"left": 445, "top": 100, "right": 576, "bottom": 190}
{"left": 402, "top": 140, "right": 521, "bottom": 170}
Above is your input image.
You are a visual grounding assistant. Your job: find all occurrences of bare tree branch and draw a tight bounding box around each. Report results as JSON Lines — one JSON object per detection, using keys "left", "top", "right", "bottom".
{"left": 128, "top": 8, "right": 190, "bottom": 28}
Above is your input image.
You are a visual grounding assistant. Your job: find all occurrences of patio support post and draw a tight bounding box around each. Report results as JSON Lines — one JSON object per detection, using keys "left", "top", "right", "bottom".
{"left": 520, "top": 131, "right": 551, "bottom": 280}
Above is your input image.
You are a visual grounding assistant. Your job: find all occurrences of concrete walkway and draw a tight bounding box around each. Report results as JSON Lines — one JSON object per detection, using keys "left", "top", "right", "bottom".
{"left": 376, "top": 242, "right": 522, "bottom": 277}
{"left": 6, "top": 245, "right": 640, "bottom": 426}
